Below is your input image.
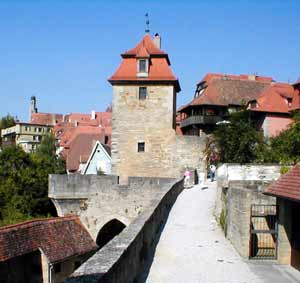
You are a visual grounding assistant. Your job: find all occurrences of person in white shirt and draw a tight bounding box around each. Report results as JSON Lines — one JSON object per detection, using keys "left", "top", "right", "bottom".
{"left": 209, "top": 164, "right": 216, "bottom": 182}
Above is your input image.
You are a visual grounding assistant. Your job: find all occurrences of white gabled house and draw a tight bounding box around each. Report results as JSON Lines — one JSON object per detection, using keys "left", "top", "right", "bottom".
{"left": 82, "top": 140, "right": 112, "bottom": 175}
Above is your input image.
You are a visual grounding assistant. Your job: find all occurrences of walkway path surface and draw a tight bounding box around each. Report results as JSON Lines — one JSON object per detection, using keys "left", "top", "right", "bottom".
{"left": 142, "top": 182, "right": 300, "bottom": 283}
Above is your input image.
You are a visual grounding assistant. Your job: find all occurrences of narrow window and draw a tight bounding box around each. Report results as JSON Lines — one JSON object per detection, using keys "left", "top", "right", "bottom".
{"left": 104, "top": 135, "right": 109, "bottom": 144}
{"left": 137, "top": 142, "right": 145, "bottom": 152}
{"left": 139, "top": 59, "right": 147, "bottom": 72}
{"left": 139, "top": 87, "right": 147, "bottom": 100}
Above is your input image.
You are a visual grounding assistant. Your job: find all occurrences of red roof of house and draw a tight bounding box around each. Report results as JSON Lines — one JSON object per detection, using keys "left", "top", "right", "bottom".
{"left": 250, "top": 87, "right": 289, "bottom": 114}
{"left": 31, "top": 112, "right": 63, "bottom": 126}
{"left": 108, "top": 34, "right": 180, "bottom": 92}
{"left": 248, "top": 83, "right": 296, "bottom": 114}
{"left": 265, "top": 165, "right": 300, "bottom": 201}
{"left": 182, "top": 75, "right": 270, "bottom": 110}
{"left": 0, "top": 216, "right": 97, "bottom": 263}
{"left": 290, "top": 86, "right": 300, "bottom": 111}
{"left": 122, "top": 34, "right": 167, "bottom": 57}
{"left": 65, "top": 127, "right": 107, "bottom": 172}
{"left": 198, "top": 73, "right": 273, "bottom": 85}
{"left": 54, "top": 111, "right": 111, "bottom": 146}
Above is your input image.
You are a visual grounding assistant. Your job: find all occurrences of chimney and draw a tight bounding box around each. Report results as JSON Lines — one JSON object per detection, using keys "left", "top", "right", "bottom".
{"left": 153, "top": 33, "right": 161, "bottom": 49}
{"left": 91, "top": 110, "right": 96, "bottom": 120}
{"left": 248, "top": 74, "right": 256, "bottom": 81}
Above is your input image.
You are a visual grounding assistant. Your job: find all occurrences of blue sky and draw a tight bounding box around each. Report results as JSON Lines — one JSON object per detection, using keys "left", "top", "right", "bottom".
{"left": 1, "top": 0, "right": 300, "bottom": 121}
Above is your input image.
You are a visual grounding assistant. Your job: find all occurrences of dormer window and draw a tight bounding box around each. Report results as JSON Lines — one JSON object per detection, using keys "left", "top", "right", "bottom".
{"left": 137, "top": 59, "right": 149, "bottom": 77}
{"left": 250, "top": 101, "right": 257, "bottom": 109}
{"left": 139, "top": 59, "right": 147, "bottom": 72}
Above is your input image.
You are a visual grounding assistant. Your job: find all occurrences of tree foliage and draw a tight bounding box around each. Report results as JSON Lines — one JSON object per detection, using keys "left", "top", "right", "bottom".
{"left": 213, "top": 110, "right": 261, "bottom": 164}
{"left": 0, "top": 114, "right": 15, "bottom": 147}
{"left": 255, "top": 112, "right": 300, "bottom": 164}
{"left": 0, "top": 134, "right": 65, "bottom": 226}
{"left": 0, "top": 114, "right": 15, "bottom": 129}
{"left": 212, "top": 110, "right": 300, "bottom": 166}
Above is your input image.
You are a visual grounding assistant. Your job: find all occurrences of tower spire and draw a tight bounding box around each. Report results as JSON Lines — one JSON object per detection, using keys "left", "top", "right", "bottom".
{"left": 145, "top": 13, "right": 150, "bottom": 34}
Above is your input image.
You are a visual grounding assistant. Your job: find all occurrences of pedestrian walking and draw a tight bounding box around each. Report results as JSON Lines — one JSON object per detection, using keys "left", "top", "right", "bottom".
{"left": 209, "top": 164, "right": 216, "bottom": 182}
{"left": 184, "top": 168, "right": 191, "bottom": 187}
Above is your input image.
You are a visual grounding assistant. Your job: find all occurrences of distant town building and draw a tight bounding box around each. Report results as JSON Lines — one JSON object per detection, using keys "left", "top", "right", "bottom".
{"left": 178, "top": 73, "right": 273, "bottom": 135}
{"left": 54, "top": 111, "right": 112, "bottom": 174}
{"left": 109, "top": 33, "right": 205, "bottom": 183}
{"left": 30, "top": 96, "right": 63, "bottom": 126}
{"left": 0, "top": 216, "right": 97, "bottom": 283}
{"left": 82, "top": 140, "right": 111, "bottom": 175}
{"left": 178, "top": 73, "right": 298, "bottom": 137}
{"left": 247, "top": 82, "right": 294, "bottom": 137}
{"left": 1, "top": 122, "right": 52, "bottom": 152}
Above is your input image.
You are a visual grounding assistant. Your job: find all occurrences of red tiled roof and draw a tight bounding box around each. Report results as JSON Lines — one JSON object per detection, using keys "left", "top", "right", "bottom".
{"left": 136, "top": 45, "right": 150, "bottom": 58}
{"left": 248, "top": 83, "right": 296, "bottom": 114}
{"left": 265, "top": 165, "right": 300, "bottom": 201}
{"left": 122, "top": 34, "right": 166, "bottom": 57}
{"left": 290, "top": 86, "right": 300, "bottom": 111}
{"left": 250, "top": 87, "right": 289, "bottom": 114}
{"left": 198, "top": 73, "right": 273, "bottom": 85}
{"left": 189, "top": 76, "right": 270, "bottom": 108}
{"left": 108, "top": 34, "right": 180, "bottom": 92}
{"left": 65, "top": 128, "right": 106, "bottom": 172}
{"left": 0, "top": 216, "right": 97, "bottom": 263}
{"left": 271, "top": 82, "right": 295, "bottom": 99}
{"left": 31, "top": 112, "right": 63, "bottom": 126}
{"left": 66, "top": 112, "right": 111, "bottom": 128}
{"left": 54, "top": 112, "right": 111, "bottom": 145}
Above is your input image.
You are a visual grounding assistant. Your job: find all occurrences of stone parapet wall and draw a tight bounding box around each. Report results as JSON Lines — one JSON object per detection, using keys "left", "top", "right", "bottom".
{"left": 66, "top": 180, "right": 183, "bottom": 283}
{"left": 217, "top": 163, "right": 282, "bottom": 188}
{"left": 225, "top": 181, "right": 276, "bottom": 258}
{"left": 49, "top": 174, "right": 177, "bottom": 241}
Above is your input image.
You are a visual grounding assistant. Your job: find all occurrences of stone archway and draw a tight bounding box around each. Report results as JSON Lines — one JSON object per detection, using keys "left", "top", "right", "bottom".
{"left": 96, "top": 219, "right": 126, "bottom": 249}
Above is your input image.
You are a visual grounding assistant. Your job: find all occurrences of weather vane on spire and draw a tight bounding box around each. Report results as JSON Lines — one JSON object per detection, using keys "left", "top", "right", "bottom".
{"left": 145, "top": 13, "right": 150, "bottom": 33}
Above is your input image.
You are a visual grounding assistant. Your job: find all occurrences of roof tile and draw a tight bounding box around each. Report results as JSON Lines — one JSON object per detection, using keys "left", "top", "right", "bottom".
{"left": 0, "top": 216, "right": 97, "bottom": 263}
{"left": 265, "top": 165, "right": 300, "bottom": 201}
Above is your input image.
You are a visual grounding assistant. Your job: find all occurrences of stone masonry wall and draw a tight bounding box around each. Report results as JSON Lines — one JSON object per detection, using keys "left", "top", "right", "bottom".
{"left": 277, "top": 198, "right": 292, "bottom": 264}
{"left": 173, "top": 135, "right": 206, "bottom": 175}
{"left": 111, "top": 84, "right": 205, "bottom": 184}
{"left": 49, "top": 174, "right": 176, "bottom": 240}
{"left": 215, "top": 164, "right": 281, "bottom": 221}
{"left": 66, "top": 179, "right": 183, "bottom": 283}
{"left": 225, "top": 181, "right": 276, "bottom": 258}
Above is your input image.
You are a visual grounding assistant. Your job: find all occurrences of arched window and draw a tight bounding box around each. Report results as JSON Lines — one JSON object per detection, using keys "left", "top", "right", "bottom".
{"left": 96, "top": 219, "right": 126, "bottom": 249}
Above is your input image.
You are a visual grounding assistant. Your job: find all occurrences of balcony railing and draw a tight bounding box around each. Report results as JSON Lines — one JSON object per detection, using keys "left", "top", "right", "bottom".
{"left": 180, "top": 115, "right": 222, "bottom": 128}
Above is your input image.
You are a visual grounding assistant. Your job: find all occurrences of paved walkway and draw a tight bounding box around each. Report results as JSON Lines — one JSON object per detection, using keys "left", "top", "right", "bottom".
{"left": 142, "top": 182, "right": 300, "bottom": 283}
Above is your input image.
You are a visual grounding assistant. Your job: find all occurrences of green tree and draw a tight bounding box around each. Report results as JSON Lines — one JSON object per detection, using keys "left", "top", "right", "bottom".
{"left": 0, "top": 134, "right": 66, "bottom": 226}
{"left": 0, "top": 114, "right": 15, "bottom": 147}
{"left": 0, "top": 114, "right": 15, "bottom": 129}
{"left": 214, "top": 110, "right": 260, "bottom": 164}
{"left": 33, "top": 133, "right": 65, "bottom": 174}
{"left": 256, "top": 112, "right": 300, "bottom": 164}
{"left": 0, "top": 146, "right": 36, "bottom": 225}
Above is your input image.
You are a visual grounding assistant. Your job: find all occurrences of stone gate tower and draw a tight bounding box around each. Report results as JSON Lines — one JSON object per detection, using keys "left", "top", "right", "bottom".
{"left": 109, "top": 34, "right": 204, "bottom": 183}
